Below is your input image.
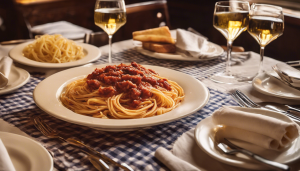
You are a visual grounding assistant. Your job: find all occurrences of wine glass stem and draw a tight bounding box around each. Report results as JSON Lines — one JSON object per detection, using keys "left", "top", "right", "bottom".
{"left": 259, "top": 46, "right": 265, "bottom": 74}
{"left": 108, "top": 35, "right": 113, "bottom": 64}
{"left": 226, "top": 40, "right": 233, "bottom": 76}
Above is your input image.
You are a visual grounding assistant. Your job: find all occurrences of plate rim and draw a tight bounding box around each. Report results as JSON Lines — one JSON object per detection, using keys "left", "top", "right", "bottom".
{"left": 0, "top": 65, "right": 30, "bottom": 95}
{"left": 252, "top": 73, "right": 300, "bottom": 100}
{"left": 33, "top": 64, "right": 210, "bottom": 130}
{"left": 194, "top": 106, "right": 300, "bottom": 170}
{"left": 135, "top": 41, "right": 224, "bottom": 61}
{"left": 0, "top": 131, "right": 53, "bottom": 171}
{"left": 9, "top": 41, "right": 101, "bottom": 68}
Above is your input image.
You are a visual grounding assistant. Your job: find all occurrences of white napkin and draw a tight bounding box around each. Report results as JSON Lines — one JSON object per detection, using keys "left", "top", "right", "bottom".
{"left": 175, "top": 29, "right": 210, "bottom": 58}
{"left": 31, "top": 21, "right": 92, "bottom": 40}
{"left": 0, "top": 139, "right": 16, "bottom": 171}
{"left": 212, "top": 106, "right": 299, "bottom": 151}
{"left": 155, "top": 147, "right": 200, "bottom": 171}
{"left": 0, "top": 56, "right": 13, "bottom": 88}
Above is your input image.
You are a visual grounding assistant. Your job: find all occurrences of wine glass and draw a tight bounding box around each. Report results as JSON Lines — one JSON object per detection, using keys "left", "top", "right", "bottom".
{"left": 248, "top": 4, "right": 284, "bottom": 74}
{"left": 94, "top": 0, "right": 127, "bottom": 63}
{"left": 210, "top": 1, "right": 250, "bottom": 84}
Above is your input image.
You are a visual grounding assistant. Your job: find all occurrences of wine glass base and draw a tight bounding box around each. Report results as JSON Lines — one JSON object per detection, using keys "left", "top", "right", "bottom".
{"left": 209, "top": 71, "right": 253, "bottom": 84}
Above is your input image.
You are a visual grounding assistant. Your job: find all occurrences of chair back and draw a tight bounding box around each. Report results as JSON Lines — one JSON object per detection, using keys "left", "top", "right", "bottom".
{"left": 112, "top": 0, "right": 171, "bottom": 42}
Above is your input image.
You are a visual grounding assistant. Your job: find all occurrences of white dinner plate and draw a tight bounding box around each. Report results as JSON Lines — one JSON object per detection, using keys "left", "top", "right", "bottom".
{"left": 9, "top": 42, "right": 101, "bottom": 68}
{"left": 194, "top": 106, "right": 300, "bottom": 170}
{"left": 33, "top": 64, "right": 210, "bottom": 131}
{"left": 135, "top": 41, "right": 224, "bottom": 61}
{"left": 0, "top": 132, "right": 53, "bottom": 171}
{"left": 0, "top": 65, "right": 30, "bottom": 95}
{"left": 252, "top": 72, "right": 300, "bottom": 100}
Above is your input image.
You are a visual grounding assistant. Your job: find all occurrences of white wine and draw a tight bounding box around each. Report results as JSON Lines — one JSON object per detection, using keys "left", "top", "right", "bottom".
{"left": 248, "top": 16, "right": 284, "bottom": 47}
{"left": 213, "top": 12, "right": 249, "bottom": 41}
{"left": 94, "top": 8, "right": 126, "bottom": 35}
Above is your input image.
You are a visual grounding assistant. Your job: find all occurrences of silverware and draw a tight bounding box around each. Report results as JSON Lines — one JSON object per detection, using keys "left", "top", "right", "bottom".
{"left": 31, "top": 116, "right": 110, "bottom": 171}
{"left": 88, "top": 155, "right": 110, "bottom": 171}
{"left": 257, "top": 102, "right": 300, "bottom": 116}
{"left": 267, "top": 68, "right": 300, "bottom": 91}
{"left": 272, "top": 65, "right": 293, "bottom": 85}
{"left": 31, "top": 116, "right": 133, "bottom": 171}
{"left": 275, "top": 63, "right": 300, "bottom": 85}
{"left": 217, "top": 138, "right": 290, "bottom": 171}
{"left": 286, "top": 60, "right": 300, "bottom": 67}
{"left": 230, "top": 90, "right": 300, "bottom": 122}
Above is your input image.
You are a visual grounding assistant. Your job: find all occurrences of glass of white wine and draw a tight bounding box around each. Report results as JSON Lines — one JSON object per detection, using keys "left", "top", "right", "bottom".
{"left": 211, "top": 1, "right": 250, "bottom": 84}
{"left": 94, "top": 0, "right": 127, "bottom": 63}
{"left": 248, "top": 4, "right": 284, "bottom": 74}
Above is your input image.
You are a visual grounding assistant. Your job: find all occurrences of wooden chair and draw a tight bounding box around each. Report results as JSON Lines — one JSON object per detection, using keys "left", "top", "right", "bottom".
{"left": 111, "top": 0, "right": 171, "bottom": 43}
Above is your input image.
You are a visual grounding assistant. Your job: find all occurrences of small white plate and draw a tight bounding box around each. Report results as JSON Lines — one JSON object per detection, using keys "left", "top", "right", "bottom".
{"left": 0, "top": 132, "right": 53, "bottom": 171}
{"left": 252, "top": 73, "right": 300, "bottom": 100}
{"left": 33, "top": 64, "right": 210, "bottom": 131}
{"left": 9, "top": 42, "right": 101, "bottom": 68}
{"left": 135, "top": 41, "right": 224, "bottom": 61}
{"left": 0, "top": 65, "right": 30, "bottom": 95}
{"left": 194, "top": 106, "right": 300, "bottom": 170}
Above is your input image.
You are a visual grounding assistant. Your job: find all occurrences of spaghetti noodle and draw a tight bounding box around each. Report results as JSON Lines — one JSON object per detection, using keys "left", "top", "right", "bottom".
{"left": 23, "top": 34, "right": 85, "bottom": 63}
{"left": 60, "top": 62, "right": 184, "bottom": 119}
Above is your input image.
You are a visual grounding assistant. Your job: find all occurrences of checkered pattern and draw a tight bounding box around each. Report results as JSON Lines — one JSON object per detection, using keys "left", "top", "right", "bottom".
{"left": 0, "top": 48, "right": 238, "bottom": 171}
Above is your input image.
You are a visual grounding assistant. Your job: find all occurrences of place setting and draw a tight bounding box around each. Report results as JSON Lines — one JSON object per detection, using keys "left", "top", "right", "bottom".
{"left": 1, "top": 0, "right": 300, "bottom": 170}
{"left": 154, "top": 1, "right": 300, "bottom": 171}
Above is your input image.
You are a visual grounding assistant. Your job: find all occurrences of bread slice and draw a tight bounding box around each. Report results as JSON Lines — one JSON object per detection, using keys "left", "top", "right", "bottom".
{"left": 133, "top": 26, "right": 172, "bottom": 37}
{"left": 133, "top": 26, "right": 175, "bottom": 44}
{"left": 142, "top": 42, "right": 176, "bottom": 53}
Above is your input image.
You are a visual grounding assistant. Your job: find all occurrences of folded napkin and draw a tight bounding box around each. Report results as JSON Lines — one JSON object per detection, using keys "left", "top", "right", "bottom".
{"left": 0, "top": 139, "right": 16, "bottom": 171}
{"left": 175, "top": 29, "right": 210, "bottom": 58}
{"left": 31, "top": 21, "right": 92, "bottom": 40}
{"left": 212, "top": 106, "right": 299, "bottom": 151}
{"left": 155, "top": 147, "right": 200, "bottom": 171}
{"left": 0, "top": 56, "right": 12, "bottom": 88}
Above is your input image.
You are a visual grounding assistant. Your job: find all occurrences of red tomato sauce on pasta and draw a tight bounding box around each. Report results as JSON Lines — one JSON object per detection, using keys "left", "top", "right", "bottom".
{"left": 86, "top": 62, "right": 171, "bottom": 107}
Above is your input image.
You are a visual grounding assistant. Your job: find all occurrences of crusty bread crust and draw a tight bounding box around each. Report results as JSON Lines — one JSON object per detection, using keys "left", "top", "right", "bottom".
{"left": 142, "top": 42, "right": 176, "bottom": 53}
{"left": 133, "top": 26, "right": 175, "bottom": 44}
{"left": 133, "top": 26, "right": 172, "bottom": 37}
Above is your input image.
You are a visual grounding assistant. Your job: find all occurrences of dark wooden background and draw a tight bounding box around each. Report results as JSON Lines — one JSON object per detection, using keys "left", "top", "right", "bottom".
{"left": 0, "top": 0, "right": 299, "bottom": 62}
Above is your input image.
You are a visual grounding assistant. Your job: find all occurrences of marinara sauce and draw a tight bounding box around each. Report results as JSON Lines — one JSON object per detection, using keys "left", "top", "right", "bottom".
{"left": 86, "top": 62, "right": 171, "bottom": 107}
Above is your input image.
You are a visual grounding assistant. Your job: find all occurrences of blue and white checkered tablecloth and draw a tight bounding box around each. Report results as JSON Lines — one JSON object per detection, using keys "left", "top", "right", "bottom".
{"left": 0, "top": 48, "right": 238, "bottom": 171}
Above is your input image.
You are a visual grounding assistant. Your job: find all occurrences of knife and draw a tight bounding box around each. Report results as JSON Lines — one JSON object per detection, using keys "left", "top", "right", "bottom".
{"left": 258, "top": 102, "right": 300, "bottom": 117}
{"left": 286, "top": 61, "right": 300, "bottom": 67}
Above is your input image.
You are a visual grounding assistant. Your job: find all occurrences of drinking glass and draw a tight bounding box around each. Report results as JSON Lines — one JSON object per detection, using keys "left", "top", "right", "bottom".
{"left": 94, "top": 0, "right": 127, "bottom": 63}
{"left": 248, "top": 4, "right": 284, "bottom": 74}
{"left": 211, "top": 1, "right": 250, "bottom": 84}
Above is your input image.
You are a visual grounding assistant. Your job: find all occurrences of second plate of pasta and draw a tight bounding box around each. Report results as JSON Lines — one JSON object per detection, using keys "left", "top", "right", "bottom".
{"left": 33, "top": 63, "right": 210, "bottom": 131}
{"left": 9, "top": 41, "right": 101, "bottom": 68}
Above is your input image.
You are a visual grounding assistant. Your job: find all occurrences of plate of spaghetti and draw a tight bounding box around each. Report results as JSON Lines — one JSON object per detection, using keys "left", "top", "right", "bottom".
{"left": 33, "top": 62, "right": 209, "bottom": 131}
{"left": 9, "top": 35, "right": 101, "bottom": 68}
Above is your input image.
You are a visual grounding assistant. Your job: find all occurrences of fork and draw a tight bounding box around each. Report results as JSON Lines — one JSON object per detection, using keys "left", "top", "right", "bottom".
{"left": 217, "top": 138, "right": 290, "bottom": 171}
{"left": 230, "top": 89, "right": 300, "bottom": 122}
{"left": 31, "top": 116, "right": 133, "bottom": 171}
